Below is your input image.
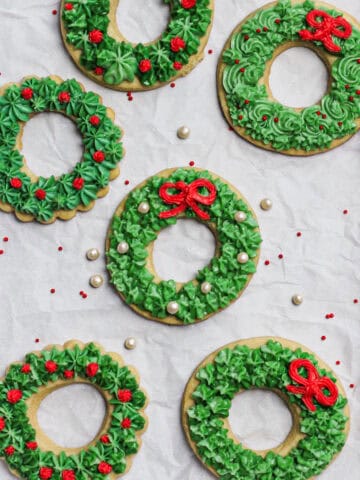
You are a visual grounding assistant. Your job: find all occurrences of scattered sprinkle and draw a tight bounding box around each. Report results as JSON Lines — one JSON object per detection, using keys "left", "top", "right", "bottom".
{"left": 228, "top": 126, "right": 234, "bottom": 131}
{"left": 170, "top": 82, "right": 176, "bottom": 88}
{"left": 208, "top": 49, "right": 213, "bottom": 54}
{"left": 349, "top": 384, "right": 355, "bottom": 389}
{"left": 52, "top": 9, "right": 57, "bottom": 15}
{"left": 3, "top": 237, "right": 8, "bottom": 242}
{"left": 325, "top": 313, "right": 335, "bottom": 319}
{"left": 124, "top": 180, "right": 130, "bottom": 185}
{"left": 0, "top": 250, "right": 4, "bottom": 255}
{"left": 296, "top": 232, "right": 302, "bottom": 237}
{"left": 80, "top": 290, "right": 88, "bottom": 299}
{"left": 343, "top": 209, "right": 348, "bottom": 214}
{"left": 353, "top": 298, "right": 358, "bottom": 304}
{"left": 35, "top": 338, "right": 40, "bottom": 343}
{"left": 58, "top": 246, "right": 63, "bottom": 252}
{"left": 189, "top": 161, "right": 195, "bottom": 167}
{"left": 278, "top": 253, "right": 283, "bottom": 259}
{"left": 321, "top": 335, "right": 326, "bottom": 341}
{"left": 50, "top": 288, "right": 56, "bottom": 294}
{"left": 335, "top": 360, "right": 341, "bottom": 365}
{"left": 264, "top": 260, "right": 270, "bottom": 266}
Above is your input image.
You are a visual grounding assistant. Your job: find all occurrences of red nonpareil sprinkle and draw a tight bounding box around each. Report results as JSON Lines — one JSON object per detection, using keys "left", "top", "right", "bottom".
{"left": 52, "top": 9, "right": 57, "bottom": 15}
{"left": 89, "top": 115, "right": 100, "bottom": 126}
{"left": 343, "top": 209, "right": 348, "bottom": 214}
{"left": 322, "top": 114, "right": 327, "bottom": 119}
{"left": 316, "top": 111, "right": 321, "bottom": 116}
{"left": 4, "top": 446, "right": 15, "bottom": 456}
{"left": 356, "top": 90, "right": 360, "bottom": 95}
{"left": 121, "top": 418, "right": 132, "bottom": 429}
{"left": 244, "top": 34, "right": 249, "bottom": 41}
{"left": 94, "top": 66, "right": 104, "bottom": 75}
{"left": 50, "top": 288, "right": 55, "bottom": 294}
{"left": 349, "top": 96, "right": 354, "bottom": 101}
{"left": 0, "top": 250, "right": 3, "bottom": 255}
{"left": 238, "top": 115, "right": 243, "bottom": 120}
{"left": 138, "top": 59, "right": 152, "bottom": 73}
{"left": 86, "top": 363, "right": 99, "bottom": 377}
{"left": 64, "top": 3, "right": 73, "bottom": 11}
{"left": 72, "top": 177, "right": 84, "bottom": 190}
{"left": 118, "top": 389, "right": 132, "bottom": 402}
{"left": 321, "top": 335, "right": 326, "bottom": 341}
{"left": 235, "top": 59, "right": 240, "bottom": 64}
{"left": 170, "top": 37, "right": 186, "bottom": 52}
{"left": 319, "top": 125, "right": 324, "bottom": 130}
{"left": 39, "top": 467, "right": 53, "bottom": 480}
{"left": 173, "top": 61, "right": 183, "bottom": 70}
{"left": 262, "top": 115, "right": 268, "bottom": 121}
{"left": 189, "top": 161, "right": 195, "bottom": 167}
{"left": 21, "top": 87, "right": 33, "bottom": 100}
{"left": 240, "top": 67, "right": 246, "bottom": 73}
{"left": 345, "top": 84, "right": 350, "bottom": 90}
{"left": 7, "top": 389, "right": 22, "bottom": 403}
{"left": 10, "top": 177, "right": 22, "bottom": 189}
{"left": 208, "top": 49, "right": 213, "bottom": 54}
{"left": 296, "top": 232, "right": 302, "bottom": 237}
{"left": 58, "top": 246, "right": 63, "bottom": 252}
{"left": 349, "top": 383, "right": 355, "bottom": 388}
{"left": 35, "top": 338, "right": 40, "bottom": 343}
{"left": 278, "top": 253, "right": 283, "bottom": 259}
{"left": 58, "top": 91, "right": 71, "bottom": 103}
{"left": 256, "top": 28, "right": 261, "bottom": 33}
{"left": 357, "top": 59, "right": 360, "bottom": 63}
{"left": 264, "top": 260, "right": 270, "bottom": 266}
{"left": 274, "top": 117, "right": 279, "bottom": 123}
{"left": 82, "top": 292, "right": 88, "bottom": 299}
{"left": 128, "top": 96, "right": 133, "bottom": 102}
{"left": 263, "top": 26, "right": 269, "bottom": 32}
{"left": 89, "top": 29, "right": 103, "bottom": 44}
{"left": 335, "top": 360, "right": 341, "bottom": 365}
{"left": 100, "top": 434, "right": 110, "bottom": 443}
{"left": 35, "top": 189, "right": 46, "bottom": 200}
{"left": 0, "top": 418, "right": 5, "bottom": 430}
{"left": 26, "top": 441, "right": 38, "bottom": 450}
{"left": 45, "top": 360, "right": 58, "bottom": 373}
{"left": 338, "top": 121, "right": 343, "bottom": 126}
{"left": 98, "top": 462, "right": 112, "bottom": 475}
{"left": 170, "top": 82, "right": 176, "bottom": 88}
{"left": 93, "top": 151, "right": 105, "bottom": 163}
{"left": 353, "top": 298, "right": 358, "bottom": 304}
{"left": 275, "top": 18, "right": 281, "bottom": 24}
{"left": 3, "top": 237, "right": 8, "bottom": 242}
{"left": 64, "top": 370, "right": 74, "bottom": 379}
{"left": 124, "top": 180, "right": 130, "bottom": 185}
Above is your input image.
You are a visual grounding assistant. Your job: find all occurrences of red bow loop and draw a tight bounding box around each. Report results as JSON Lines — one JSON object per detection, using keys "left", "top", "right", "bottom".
{"left": 158, "top": 179, "right": 217, "bottom": 220}
{"left": 286, "top": 358, "right": 338, "bottom": 412}
{"left": 298, "top": 9, "right": 352, "bottom": 53}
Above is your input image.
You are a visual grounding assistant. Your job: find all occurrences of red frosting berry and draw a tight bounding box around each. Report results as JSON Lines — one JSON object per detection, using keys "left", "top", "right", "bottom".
{"left": 45, "top": 360, "right": 58, "bottom": 374}
{"left": 35, "top": 189, "right": 46, "bottom": 200}
{"left": 121, "top": 418, "right": 132, "bottom": 429}
{"left": 4, "top": 446, "right": 15, "bottom": 456}
{"left": 21, "top": 87, "right": 33, "bottom": 100}
{"left": 21, "top": 363, "right": 31, "bottom": 374}
{"left": 39, "top": 467, "right": 53, "bottom": 480}
{"left": 72, "top": 178, "right": 84, "bottom": 190}
{"left": 64, "top": 370, "right": 74, "bottom": 379}
{"left": 26, "top": 441, "right": 38, "bottom": 450}
{"left": 93, "top": 151, "right": 105, "bottom": 163}
{"left": 139, "top": 59, "right": 152, "bottom": 73}
{"left": 62, "top": 470, "right": 76, "bottom": 480}
{"left": 94, "top": 66, "right": 104, "bottom": 75}
{"left": 58, "top": 91, "right": 71, "bottom": 103}
{"left": 64, "top": 3, "right": 73, "bottom": 11}
{"left": 173, "top": 61, "right": 183, "bottom": 70}
{"left": 0, "top": 418, "right": 5, "bottom": 431}
{"left": 86, "top": 363, "right": 99, "bottom": 377}
{"left": 98, "top": 462, "right": 112, "bottom": 475}
{"left": 100, "top": 434, "right": 110, "bottom": 444}
{"left": 89, "top": 115, "right": 100, "bottom": 126}
{"left": 7, "top": 389, "right": 22, "bottom": 404}
{"left": 170, "top": 37, "right": 186, "bottom": 52}
{"left": 10, "top": 177, "right": 22, "bottom": 189}
{"left": 117, "top": 389, "right": 132, "bottom": 402}
{"left": 181, "top": 0, "right": 196, "bottom": 8}
{"left": 89, "top": 29, "right": 103, "bottom": 44}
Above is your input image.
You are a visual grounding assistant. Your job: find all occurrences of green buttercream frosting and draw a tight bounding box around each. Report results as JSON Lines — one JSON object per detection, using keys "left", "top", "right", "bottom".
{"left": 186, "top": 339, "right": 348, "bottom": 480}
{"left": 106, "top": 168, "right": 262, "bottom": 324}
{"left": 0, "top": 343, "right": 146, "bottom": 479}
{"left": 220, "top": 0, "right": 360, "bottom": 152}
{"left": 61, "top": 0, "right": 213, "bottom": 87}
{"left": 0, "top": 77, "right": 123, "bottom": 222}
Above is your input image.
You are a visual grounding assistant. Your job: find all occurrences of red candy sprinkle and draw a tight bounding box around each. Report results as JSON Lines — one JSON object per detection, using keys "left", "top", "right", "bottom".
{"left": 296, "top": 232, "right": 302, "bottom": 237}
{"left": 52, "top": 9, "right": 57, "bottom": 15}
{"left": 321, "top": 335, "right": 326, "bottom": 341}
{"left": 278, "top": 253, "right": 283, "bottom": 259}
{"left": 262, "top": 115, "right": 268, "bottom": 121}
{"left": 121, "top": 418, "right": 132, "bottom": 429}
{"left": 170, "top": 37, "right": 186, "bottom": 52}
{"left": 256, "top": 28, "right": 261, "bottom": 33}
{"left": 316, "top": 111, "right": 321, "bottom": 116}
{"left": 64, "top": 370, "right": 74, "bottom": 379}
{"left": 238, "top": 114, "right": 243, "bottom": 120}
{"left": 3, "top": 237, "right": 8, "bottom": 242}
{"left": 0, "top": 418, "right": 5, "bottom": 430}
{"left": 10, "top": 177, "right": 22, "bottom": 189}
{"left": 118, "top": 389, "right": 132, "bottom": 402}
{"left": 349, "top": 384, "right": 355, "bottom": 388}
{"left": 93, "top": 151, "right": 105, "bottom": 163}
{"left": 58, "top": 91, "right": 71, "bottom": 103}
{"left": 86, "top": 363, "right": 99, "bottom": 377}
{"left": 353, "top": 299, "right": 358, "bottom": 304}
{"left": 319, "top": 125, "right": 324, "bottom": 130}
{"left": 35, "top": 338, "right": 40, "bottom": 343}
{"left": 4, "top": 446, "right": 15, "bottom": 456}
{"left": 244, "top": 99, "right": 250, "bottom": 104}
{"left": 264, "top": 260, "right": 270, "bottom": 266}
{"left": 39, "top": 467, "right": 53, "bottom": 480}
{"left": 62, "top": 470, "right": 75, "bottom": 480}
{"left": 189, "top": 161, "right": 195, "bottom": 166}
{"left": 338, "top": 121, "right": 343, "bottom": 126}
{"left": 94, "top": 66, "right": 104, "bottom": 75}
{"left": 100, "top": 434, "right": 110, "bottom": 443}
{"left": 89, "top": 115, "right": 100, "bottom": 126}
{"left": 138, "top": 59, "right": 152, "bottom": 73}
{"left": 50, "top": 288, "right": 56, "bottom": 294}
{"left": 274, "top": 117, "right": 279, "bottom": 123}
{"left": 263, "top": 26, "right": 269, "bottom": 32}
{"left": 235, "top": 59, "right": 240, "bottom": 64}
{"left": 124, "top": 180, "right": 130, "bottom": 185}
{"left": 88, "top": 29, "right": 103, "bottom": 44}
{"left": 26, "top": 441, "right": 38, "bottom": 450}
{"left": 21, "top": 364, "right": 31, "bottom": 374}
{"left": 349, "top": 96, "right": 354, "bottom": 101}
{"left": 72, "top": 178, "right": 84, "bottom": 190}
{"left": 240, "top": 67, "right": 245, "bottom": 73}
{"left": 208, "top": 49, "right": 213, "bottom": 54}
{"left": 64, "top": 3, "right": 73, "bottom": 11}
{"left": 345, "top": 84, "right": 350, "bottom": 90}
{"left": 275, "top": 18, "right": 281, "bottom": 24}
{"left": 7, "top": 389, "right": 22, "bottom": 404}
{"left": 322, "top": 114, "right": 327, "bottom": 119}
{"left": 335, "top": 360, "right": 341, "bottom": 365}
{"left": 173, "top": 61, "right": 183, "bottom": 70}
{"left": 0, "top": 250, "right": 3, "bottom": 255}
{"left": 45, "top": 360, "right": 58, "bottom": 373}
{"left": 244, "top": 34, "right": 249, "bottom": 41}
{"left": 35, "top": 189, "right": 46, "bottom": 200}
{"left": 98, "top": 462, "right": 112, "bottom": 475}
{"left": 21, "top": 87, "right": 33, "bottom": 100}
{"left": 343, "top": 209, "right": 348, "bottom": 214}
{"left": 170, "top": 82, "right": 176, "bottom": 88}
{"left": 181, "top": 0, "right": 196, "bottom": 8}
{"left": 58, "top": 246, "right": 63, "bottom": 252}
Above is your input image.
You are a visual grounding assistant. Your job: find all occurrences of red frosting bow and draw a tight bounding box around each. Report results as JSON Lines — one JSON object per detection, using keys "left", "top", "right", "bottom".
{"left": 158, "top": 179, "right": 217, "bottom": 221}
{"left": 298, "top": 10, "right": 352, "bottom": 53}
{"left": 286, "top": 359, "right": 338, "bottom": 412}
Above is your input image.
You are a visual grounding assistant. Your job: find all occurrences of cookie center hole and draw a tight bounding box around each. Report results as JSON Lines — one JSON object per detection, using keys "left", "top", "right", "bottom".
{"left": 37, "top": 384, "right": 106, "bottom": 448}
{"left": 228, "top": 389, "right": 293, "bottom": 451}
{"left": 269, "top": 47, "right": 329, "bottom": 108}
{"left": 116, "top": 0, "right": 169, "bottom": 44}
{"left": 21, "top": 113, "right": 83, "bottom": 178}
{"left": 153, "top": 219, "right": 216, "bottom": 283}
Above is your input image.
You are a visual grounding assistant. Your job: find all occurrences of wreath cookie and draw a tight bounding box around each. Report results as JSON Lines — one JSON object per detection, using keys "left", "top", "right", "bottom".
{"left": 60, "top": 0, "right": 214, "bottom": 91}
{"left": 0, "top": 340, "right": 147, "bottom": 480}
{"left": 0, "top": 76, "right": 123, "bottom": 224}
{"left": 217, "top": 0, "right": 360, "bottom": 155}
{"left": 106, "top": 168, "right": 262, "bottom": 325}
{"left": 182, "top": 337, "right": 349, "bottom": 480}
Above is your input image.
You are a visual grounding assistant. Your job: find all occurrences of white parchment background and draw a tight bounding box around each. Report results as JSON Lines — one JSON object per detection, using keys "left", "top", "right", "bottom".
{"left": 0, "top": 0, "right": 359, "bottom": 478}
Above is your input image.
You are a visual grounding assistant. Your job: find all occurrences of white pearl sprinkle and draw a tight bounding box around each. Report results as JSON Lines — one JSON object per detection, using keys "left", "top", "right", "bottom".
{"left": 292, "top": 294, "right": 303, "bottom": 306}
{"left": 138, "top": 202, "right": 150, "bottom": 214}
{"left": 201, "top": 282, "right": 212, "bottom": 294}
{"left": 86, "top": 248, "right": 100, "bottom": 261}
{"left": 177, "top": 125, "right": 190, "bottom": 139}
{"left": 124, "top": 337, "right": 136, "bottom": 350}
{"left": 260, "top": 198, "right": 272, "bottom": 211}
{"left": 167, "top": 301, "right": 179, "bottom": 315}
{"left": 89, "top": 274, "right": 104, "bottom": 288}
{"left": 117, "top": 241, "right": 129, "bottom": 254}
{"left": 237, "top": 252, "right": 249, "bottom": 264}
{"left": 234, "top": 211, "right": 247, "bottom": 223}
